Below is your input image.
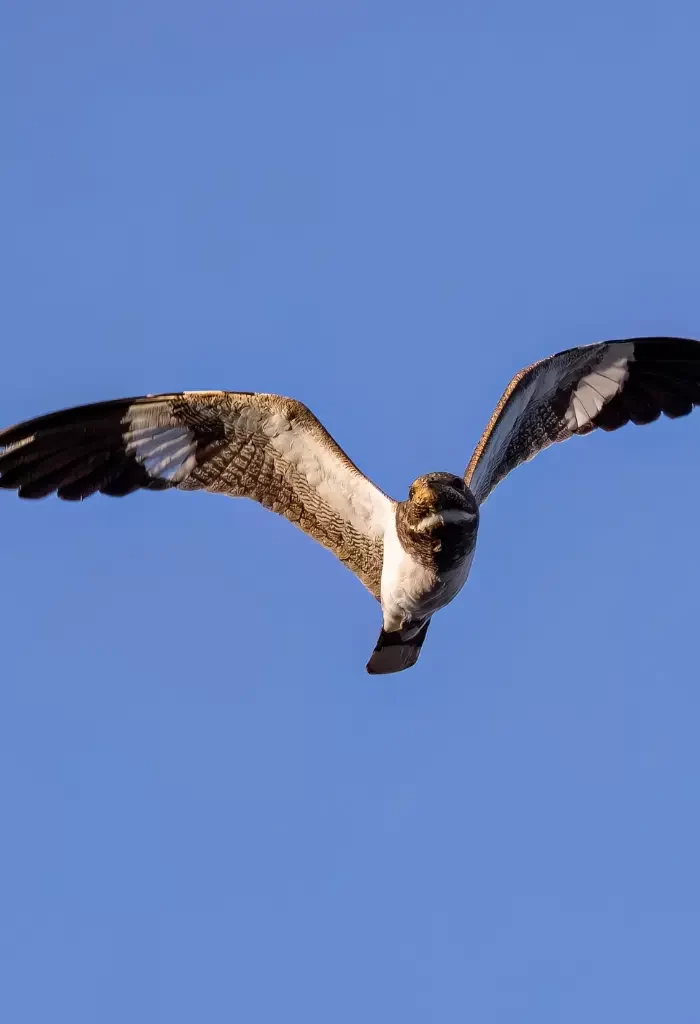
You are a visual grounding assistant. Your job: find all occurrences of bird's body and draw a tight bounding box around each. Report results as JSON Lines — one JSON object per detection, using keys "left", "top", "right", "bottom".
{"left": 381, "top": 510, "right": 474, "bottom": 631}
{"left": 369, "top": 474, "right": 479, "bottom": 666}
{"left": 2, "top": 335, "right": 700, "bottom": 674}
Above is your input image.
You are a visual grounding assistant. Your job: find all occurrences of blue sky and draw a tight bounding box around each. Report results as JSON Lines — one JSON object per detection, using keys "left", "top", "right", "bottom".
{"left": 3, "top": 1, "right": 700, "bottom": 1020}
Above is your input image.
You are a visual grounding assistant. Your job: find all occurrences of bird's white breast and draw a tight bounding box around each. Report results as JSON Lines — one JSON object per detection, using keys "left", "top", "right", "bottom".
{"left": 380, "top": 510, "right": 474, "bottom": 632}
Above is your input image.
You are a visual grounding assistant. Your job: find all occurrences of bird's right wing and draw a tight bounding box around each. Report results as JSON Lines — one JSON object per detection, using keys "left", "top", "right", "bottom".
{"left": 465, "top": 337, "right": 700, "bottom": 505}
{"left": 0, "top": 391, "right": 395, "bottom": 598}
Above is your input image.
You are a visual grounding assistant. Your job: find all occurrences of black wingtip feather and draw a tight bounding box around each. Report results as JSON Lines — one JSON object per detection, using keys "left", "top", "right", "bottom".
{"left": 631, "top": 338, "right": 700, "bottom": 364}
{"left": 0, "top": 399, "right": 181, "bottom": 501}
{"left": 0, "top": 398, "right": 144, "bottom": 448}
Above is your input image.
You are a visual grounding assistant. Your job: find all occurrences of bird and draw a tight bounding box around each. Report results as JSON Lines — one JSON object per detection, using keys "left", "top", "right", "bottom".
{"left": 1, "top": 335, "right": 699, "bottom": 674}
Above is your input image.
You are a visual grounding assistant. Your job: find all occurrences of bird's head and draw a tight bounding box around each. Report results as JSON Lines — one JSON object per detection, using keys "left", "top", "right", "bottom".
{"left": 402, "top": 473, "right": 478, "bottom": 535}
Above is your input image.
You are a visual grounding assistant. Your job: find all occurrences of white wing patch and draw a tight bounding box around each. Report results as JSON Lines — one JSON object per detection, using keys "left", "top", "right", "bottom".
{"left": 123, "top": 406, "right": 198, "bottom": 483}
{"left": 564, "top": 344, "right": 634, "bottom": 431}
{"left": 1, "top": 434, "right": 35, "bottom": 456}
{"left": 480, "top": 351, "right": 589, "bottom": 459}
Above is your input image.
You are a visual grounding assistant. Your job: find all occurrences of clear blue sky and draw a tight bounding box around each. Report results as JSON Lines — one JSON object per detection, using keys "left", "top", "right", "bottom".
{"left": 2, "top": 1, "right": 700, "bottom": 1021}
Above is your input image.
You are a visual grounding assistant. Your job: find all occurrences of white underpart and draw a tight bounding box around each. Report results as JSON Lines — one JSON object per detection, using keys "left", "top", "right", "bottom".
{"left": 380, "top": 511, "right": 474, "bottom": 632}
{"left": 564, "top": 344, "right": 635, "bottom": 430}
{"left": 123, "top": 408, "right": 198, "bottom": 483}
{"left": 414, "top": 508, "right": 477, "bottom": 533}
{"left": 265, "top": 411, "right": 392, "bottom": 537}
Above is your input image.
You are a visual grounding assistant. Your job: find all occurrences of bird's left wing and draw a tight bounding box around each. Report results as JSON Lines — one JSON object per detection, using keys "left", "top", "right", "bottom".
{"left": 465, "top": 337, "right": 700, "bottom": 504}
{"left": 0, "top": 391, "right": 395, "bottom": 597}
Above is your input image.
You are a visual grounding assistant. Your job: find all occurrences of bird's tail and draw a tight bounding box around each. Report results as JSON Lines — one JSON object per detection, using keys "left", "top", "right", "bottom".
{"left": 365, "top": 620, "right": 431, "bottom": 675}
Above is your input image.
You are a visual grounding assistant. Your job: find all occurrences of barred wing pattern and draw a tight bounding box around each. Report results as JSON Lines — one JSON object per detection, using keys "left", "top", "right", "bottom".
{"left": 0, "top": 391, "right": 394, "bottom": 597}
{"left": 465, "top": 337, "right": 700, "bottom": 505}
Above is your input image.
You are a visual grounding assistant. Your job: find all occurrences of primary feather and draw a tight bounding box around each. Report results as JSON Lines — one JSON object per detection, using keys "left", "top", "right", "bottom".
{"left": 0, "top": 391, "right": 394, "bottom": 597}
{"left": 465, "top": 337, "right": 700, "bottom": 504}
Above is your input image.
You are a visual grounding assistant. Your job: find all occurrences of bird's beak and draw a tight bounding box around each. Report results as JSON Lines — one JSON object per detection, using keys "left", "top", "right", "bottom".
{"left": 411, "top": 482, "right": 439, "bottom": 510}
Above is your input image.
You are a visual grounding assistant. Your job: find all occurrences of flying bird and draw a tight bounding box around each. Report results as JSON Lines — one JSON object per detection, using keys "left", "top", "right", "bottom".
{"left": 1, "top": 336, "right": 699, "bottom": 674}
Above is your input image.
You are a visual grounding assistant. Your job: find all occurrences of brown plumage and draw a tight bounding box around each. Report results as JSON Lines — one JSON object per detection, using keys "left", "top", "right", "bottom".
{"left": 0, "top": 391, "right": 392, "bottom": 597}
{"left": 395, "top": 476, "right": 478, "bottom": 572}
{"left": 2, "top": 336, "right": 700, "bottom": 675}
{"left": 465, "top": 337, "right": 700, "bottom": 504}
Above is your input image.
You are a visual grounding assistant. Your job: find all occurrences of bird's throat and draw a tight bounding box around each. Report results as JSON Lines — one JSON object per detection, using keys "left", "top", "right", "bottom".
{"left": 396, "top": 499, "right": 478, "bottom": 571}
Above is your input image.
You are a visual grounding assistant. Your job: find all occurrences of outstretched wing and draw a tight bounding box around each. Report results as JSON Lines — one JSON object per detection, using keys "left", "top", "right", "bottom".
{"left": 0, "top": 391, "right": 394, "bottom": 597}
{"left": 465, "top": 337, "right": 700, "bottom": 505}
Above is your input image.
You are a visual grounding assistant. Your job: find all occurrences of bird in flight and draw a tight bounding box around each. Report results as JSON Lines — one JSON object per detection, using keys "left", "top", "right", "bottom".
{"left": 1, "top": 336, "right": 698, "bottom": 674}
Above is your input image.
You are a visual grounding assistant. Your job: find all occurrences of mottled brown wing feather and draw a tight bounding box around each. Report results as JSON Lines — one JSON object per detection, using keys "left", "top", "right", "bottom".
{"left": 465, "top": 337, "right": 700, "bottom": 504}
{"left": 0, "top": 391, "right": 394, "bottom": 597}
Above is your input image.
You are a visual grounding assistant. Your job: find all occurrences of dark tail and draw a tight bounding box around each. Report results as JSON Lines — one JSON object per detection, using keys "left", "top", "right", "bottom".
{"left": 365, "top": 620, "right": 431, "bottom": 675}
